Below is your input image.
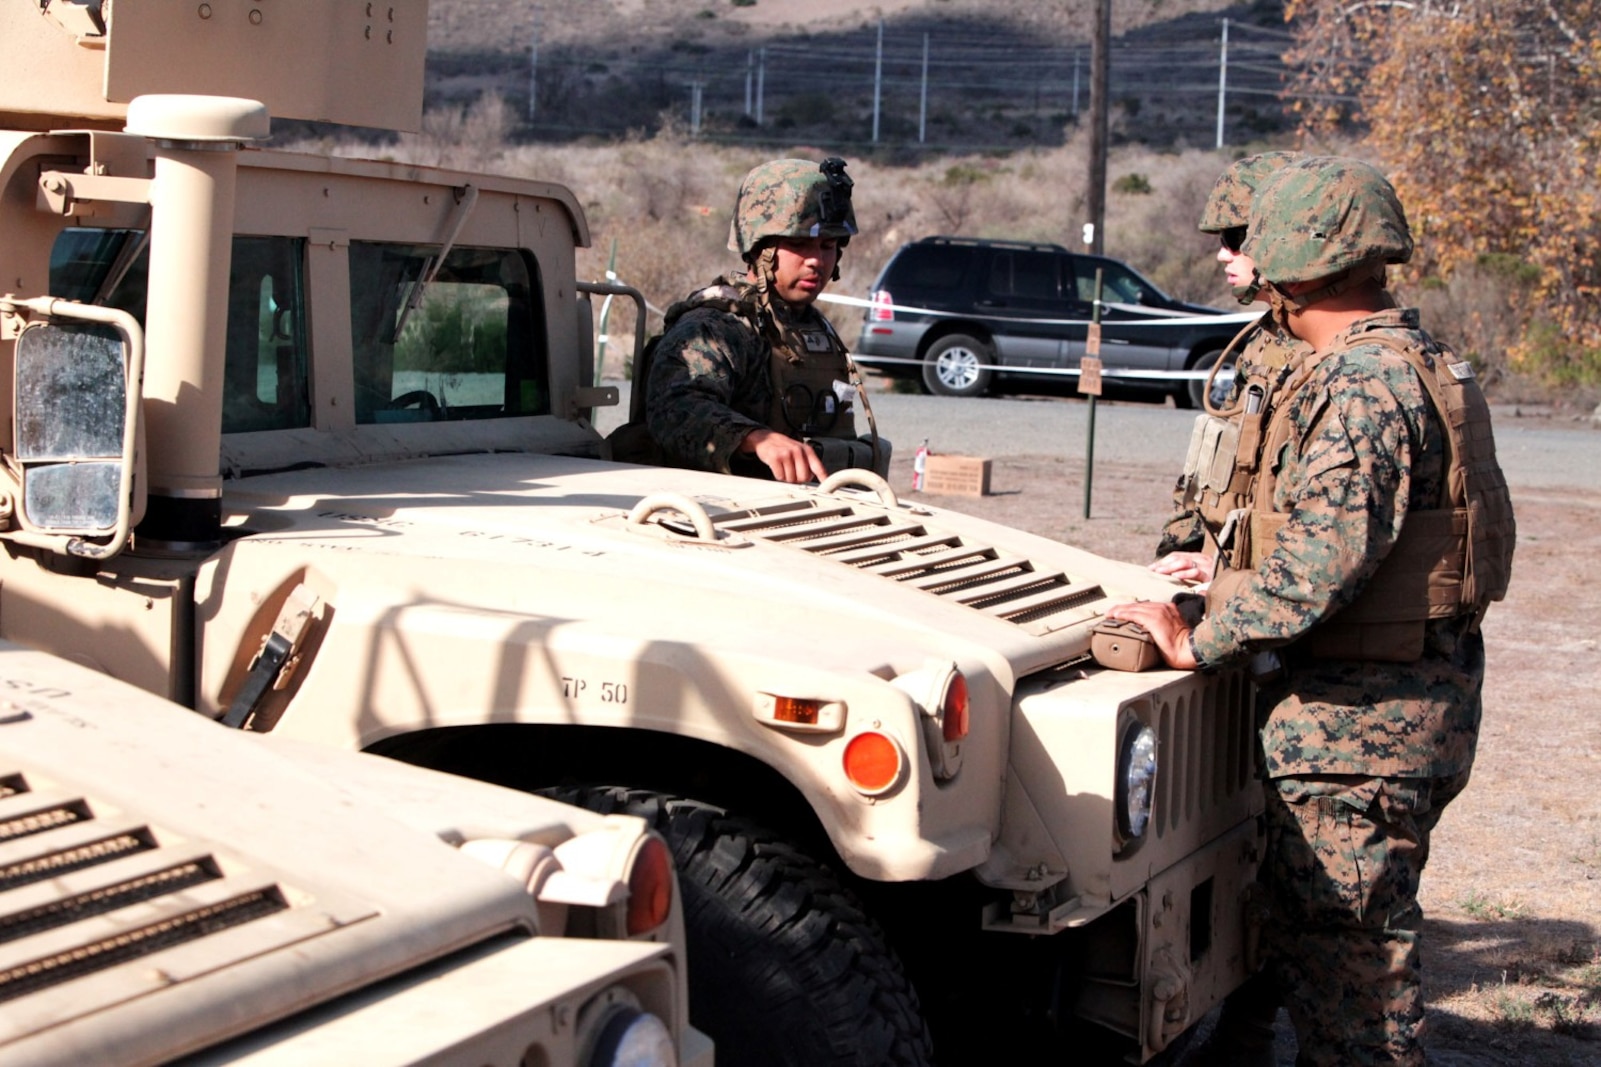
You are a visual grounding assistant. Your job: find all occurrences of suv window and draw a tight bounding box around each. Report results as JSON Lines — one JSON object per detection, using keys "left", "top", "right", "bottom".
{"left": 349, "top": 242, "right": 548, "bottom": 424}
{"left": 894, "top": 244, "right": 968, "bottom": 289}
{"left": 1076, "top": 259, "right": 1153, "bottom": 305}
{"left": 989, "top": 250, "right": 1060, "bottom": 300}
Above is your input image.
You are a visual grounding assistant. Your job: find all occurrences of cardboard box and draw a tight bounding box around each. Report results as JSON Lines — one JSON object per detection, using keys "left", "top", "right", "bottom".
{"left": 922, "top": 454, "right": 991, "bottom": 496}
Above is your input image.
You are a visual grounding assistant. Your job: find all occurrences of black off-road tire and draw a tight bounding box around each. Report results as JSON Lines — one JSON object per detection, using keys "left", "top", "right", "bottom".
{"left": 540, "top": 786, "right": 934, "bottom": 1067}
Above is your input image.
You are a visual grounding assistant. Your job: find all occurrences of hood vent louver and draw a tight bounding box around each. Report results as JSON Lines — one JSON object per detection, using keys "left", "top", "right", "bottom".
{"left": 715, "top": 497, "right": 1103, "bottom": 633}
{"left": 0, "top": 771, "right": 291, "bottom": 1005}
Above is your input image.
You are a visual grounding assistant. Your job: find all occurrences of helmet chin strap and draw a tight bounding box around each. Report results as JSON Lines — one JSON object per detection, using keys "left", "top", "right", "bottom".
{"left": 1233, "top": 269, "right": 1265, "bottom": 305}
{"left": 746, "top": 245, "right": 784, "bottom": 342}
{"left": 1270, "top": 261, "right": 1387, "bottom": 316}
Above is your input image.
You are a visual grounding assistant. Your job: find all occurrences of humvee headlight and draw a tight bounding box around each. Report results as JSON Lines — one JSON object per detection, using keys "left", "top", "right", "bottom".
{"left": 586, "top": 1008, "right": 676, "bottom": 1067}
{"left": 1117, "top": 723, "right": 1158, "bottom": 839}
{"left": 577, "top": 986, "right": 677, "bottom": 1067}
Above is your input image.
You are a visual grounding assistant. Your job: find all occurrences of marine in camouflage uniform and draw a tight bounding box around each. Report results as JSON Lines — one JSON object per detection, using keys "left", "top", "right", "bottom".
{"left": 637, "top": 157, "right": 883, "bottom": 482}
{"left": 1111, "top": 156, "right": 1515, "bottom": 1066}
{"left": 1155, "top": 150, "right": 1308, "bottom": 559}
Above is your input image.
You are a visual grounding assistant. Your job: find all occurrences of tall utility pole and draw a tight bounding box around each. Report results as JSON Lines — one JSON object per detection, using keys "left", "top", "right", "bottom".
{"left": 1086, "top": 0, "right": 1111, "bottom": 255}
{"left": 527, "top": 8, "right": 541, "bottom": 122}
{"left": 918, "top": 33, "right": 929, "bottom": 144}
{"left": 1215, "top": 17, "right": 1230, "bottom": 149}
{"left": 872, "top": 20, "right": 884, "bottom": 144}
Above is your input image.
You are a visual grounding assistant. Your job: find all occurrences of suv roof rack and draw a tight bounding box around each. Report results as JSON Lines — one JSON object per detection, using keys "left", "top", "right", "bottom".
{"left": 915, "top": 235, "right": 1070, "bottom": 254}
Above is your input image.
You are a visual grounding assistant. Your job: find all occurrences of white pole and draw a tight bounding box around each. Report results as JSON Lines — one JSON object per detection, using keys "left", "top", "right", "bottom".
{"left": 745, "top": 50, "right": 753, "bottom": 116}
{"left": 1073, "top": 51, "right": 1081, "bottom": 118}
{"left": 528, "top": 11, "right": 540, "bottom": 121}
{"left": 1215, "top": 17, "right": 1229, "bottom": 150}
{"left": 919, "top": 33, "right": 929, "bottom": 144}
{"left": 872, "top": 20, "right": 883, "bottom": 144}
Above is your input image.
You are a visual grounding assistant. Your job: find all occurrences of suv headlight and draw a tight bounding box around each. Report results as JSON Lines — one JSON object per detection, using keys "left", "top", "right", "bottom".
{"left": 1117, "top": 722, "right": 1158, "bottom": 840}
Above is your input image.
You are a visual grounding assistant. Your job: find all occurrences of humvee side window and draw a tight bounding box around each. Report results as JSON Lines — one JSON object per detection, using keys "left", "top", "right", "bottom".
{"left": 224, "top": 237, "right": 310, "bottom": 433}
{"left": 50, "top": 229, "right": 312, "bottom": 434}
{"left": 348, "top": 242, "right": 548, "bottom": 424}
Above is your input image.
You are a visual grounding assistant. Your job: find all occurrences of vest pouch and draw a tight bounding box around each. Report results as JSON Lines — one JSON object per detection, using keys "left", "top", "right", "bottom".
{"left": 1198, "top": 415, "right": 1241, "bottom": 495}
{"left": 809, "top": 434, "right": 892, "bottom": 478}
{"left": 1091, "top": 619, "right": 1162, "bottom": 672}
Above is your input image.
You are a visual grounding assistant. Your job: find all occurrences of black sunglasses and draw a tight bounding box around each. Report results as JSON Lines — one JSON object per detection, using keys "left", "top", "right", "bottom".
{"left": 1220, "top": 226, "right": 1248, "bottom": 254}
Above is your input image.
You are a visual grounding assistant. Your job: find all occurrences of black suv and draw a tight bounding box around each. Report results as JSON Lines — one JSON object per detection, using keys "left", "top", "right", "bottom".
{"left": 854, "top": 236, "right": 1255, "bottom": 407}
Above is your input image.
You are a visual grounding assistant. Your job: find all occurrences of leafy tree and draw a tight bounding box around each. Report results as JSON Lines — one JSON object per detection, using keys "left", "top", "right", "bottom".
{"left": 1282, "top": 0, "right": 1601, "bottom": 381}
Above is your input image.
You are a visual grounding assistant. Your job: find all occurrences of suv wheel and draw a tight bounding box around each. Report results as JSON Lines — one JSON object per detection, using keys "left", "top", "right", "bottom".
{"left": 921, "top": 334, "right": 994, "bottom": 398}
{"left": 1184, "top": 347, "right": 1235, "bottom": 411}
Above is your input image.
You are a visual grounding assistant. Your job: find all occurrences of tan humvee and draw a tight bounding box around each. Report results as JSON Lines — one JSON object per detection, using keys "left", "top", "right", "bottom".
{"left": 0, "top": 3, "right": 1261, "bottom": 1063}
{"left": 0, "top": 638, "right": 709, "bottom": 1067}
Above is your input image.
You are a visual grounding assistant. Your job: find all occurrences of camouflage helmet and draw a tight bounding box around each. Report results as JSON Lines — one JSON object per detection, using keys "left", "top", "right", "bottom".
{"left": 727, "top": 157, "right": 858, "bottom": 257}
{"left": 1243, "top": 156, "right": 1413, "bottom": 287}
{"left": 1197, "top": 150, "right": 1302, "bottom": 233}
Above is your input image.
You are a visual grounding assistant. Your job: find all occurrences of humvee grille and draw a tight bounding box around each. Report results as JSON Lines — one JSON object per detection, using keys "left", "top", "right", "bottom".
{"left": 717, "top": 499, "right": 1103, "bottom": 631}
{"left": 0, "top": 770, "right": 290, "bottom": 1004}
{"left": 1148, "top": 668, "right": 1256, "bottom": 844}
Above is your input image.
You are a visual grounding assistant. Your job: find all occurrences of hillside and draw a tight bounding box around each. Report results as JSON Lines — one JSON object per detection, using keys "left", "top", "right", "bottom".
{"left": 422, "top": 0, "right": 1294, "bottom": 152}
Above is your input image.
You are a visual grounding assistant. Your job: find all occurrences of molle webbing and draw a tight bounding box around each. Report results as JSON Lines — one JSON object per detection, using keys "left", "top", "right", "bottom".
{"left": 1229, "top": 331, "right": 1513, "bottom": 660}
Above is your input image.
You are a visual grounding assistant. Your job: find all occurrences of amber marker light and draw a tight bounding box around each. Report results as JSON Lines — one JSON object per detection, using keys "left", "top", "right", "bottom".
{"left": 626, "top": 833, "right": 674, "bottom": 936}
{"left": 753, "top": 691, "right": 845, "bottom": 733}
{"left": 843, "top": 730, "right": 905, "bottom": 796}
{"left": 774, "top": 695, "right": 821, "bottom": 725}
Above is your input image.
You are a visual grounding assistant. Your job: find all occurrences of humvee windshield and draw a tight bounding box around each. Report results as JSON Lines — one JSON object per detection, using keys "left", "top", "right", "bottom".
{"left": 48, "top": 229, "right": 550, "bottom": 434}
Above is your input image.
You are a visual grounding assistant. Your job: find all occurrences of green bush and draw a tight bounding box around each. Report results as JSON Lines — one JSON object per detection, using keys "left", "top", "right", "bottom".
{"left": 1113, "top": 172, "right": 1152, "bottom": 195}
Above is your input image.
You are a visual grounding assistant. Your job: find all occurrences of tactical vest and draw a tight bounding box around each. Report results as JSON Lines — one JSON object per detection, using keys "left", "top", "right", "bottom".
{"left": 765, "top": 310, "right": 859, "bottom": 442}
{"left": 1207, "top": 327, "right": 1515, "bottom": 662}
{"left": 1177, "top": 316, "right": 1292, "bottom": 544}
{"left": 608, "top": 281, "right": 889, "bottom": 477}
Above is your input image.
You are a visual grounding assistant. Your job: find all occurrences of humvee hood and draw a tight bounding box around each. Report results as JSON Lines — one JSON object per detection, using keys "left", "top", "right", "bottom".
{"left": 223, "top": 452, "right": 1180, "bottom": 685}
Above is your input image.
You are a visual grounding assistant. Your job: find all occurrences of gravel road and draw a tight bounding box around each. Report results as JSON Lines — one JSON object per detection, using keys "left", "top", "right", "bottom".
{"left": 597, "top": 382, "right": 1599, "bottom": 493}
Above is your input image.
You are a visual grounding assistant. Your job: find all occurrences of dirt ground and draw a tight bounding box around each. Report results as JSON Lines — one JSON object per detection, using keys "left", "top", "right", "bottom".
{"left": 895, "top": 449, "right": 1601, "bottom": 1065}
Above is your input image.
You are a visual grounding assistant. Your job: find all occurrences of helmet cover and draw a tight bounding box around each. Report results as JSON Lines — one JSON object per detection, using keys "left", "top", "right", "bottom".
{"left": 1243, "top": 156, "right": 1413, "bottom": 287}
{"left": 727, "top": 157, "right": 858, "bottom": 257}
{"left": 1197, "top": 150, "right": 1303, "bottom": 233}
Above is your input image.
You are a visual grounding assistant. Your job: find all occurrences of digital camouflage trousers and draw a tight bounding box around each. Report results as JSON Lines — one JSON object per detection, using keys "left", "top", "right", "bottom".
{"left": 1260, "top": 771, "right": 1470, "bottom": 1066}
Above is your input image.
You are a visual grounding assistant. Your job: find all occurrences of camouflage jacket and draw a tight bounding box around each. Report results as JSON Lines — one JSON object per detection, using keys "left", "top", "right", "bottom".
{"left": 645, "top": 275, "right": 831, "bottom": 475}
{"left": 1190, "top": 308, "right": 1485, "bottom": 779}
{"left": 1156, "top": 315, "right": 1309, "bottom": 557}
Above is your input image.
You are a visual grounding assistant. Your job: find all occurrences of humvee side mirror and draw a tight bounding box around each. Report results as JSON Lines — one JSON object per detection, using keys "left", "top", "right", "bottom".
{"left": 7, "top": 303, "right": 145, "bottom": 559}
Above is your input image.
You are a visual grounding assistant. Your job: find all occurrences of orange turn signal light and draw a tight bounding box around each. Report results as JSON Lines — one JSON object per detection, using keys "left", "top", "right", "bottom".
{"left": 942, "top": 672, "right": 970, "bottom": 742}
{"left": 843, "top": 730, "right": 904, "bottom": 796}
{"left": 773, "top": 696, "right": 821, "bottom": 725}
{"left": 626, "top": 834, "right": 674, "bottom": 936}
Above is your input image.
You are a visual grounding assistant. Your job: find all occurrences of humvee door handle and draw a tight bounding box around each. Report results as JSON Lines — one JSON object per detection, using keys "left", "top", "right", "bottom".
{"left": 222, "top": 585, "right": 321, "bottom": 729}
